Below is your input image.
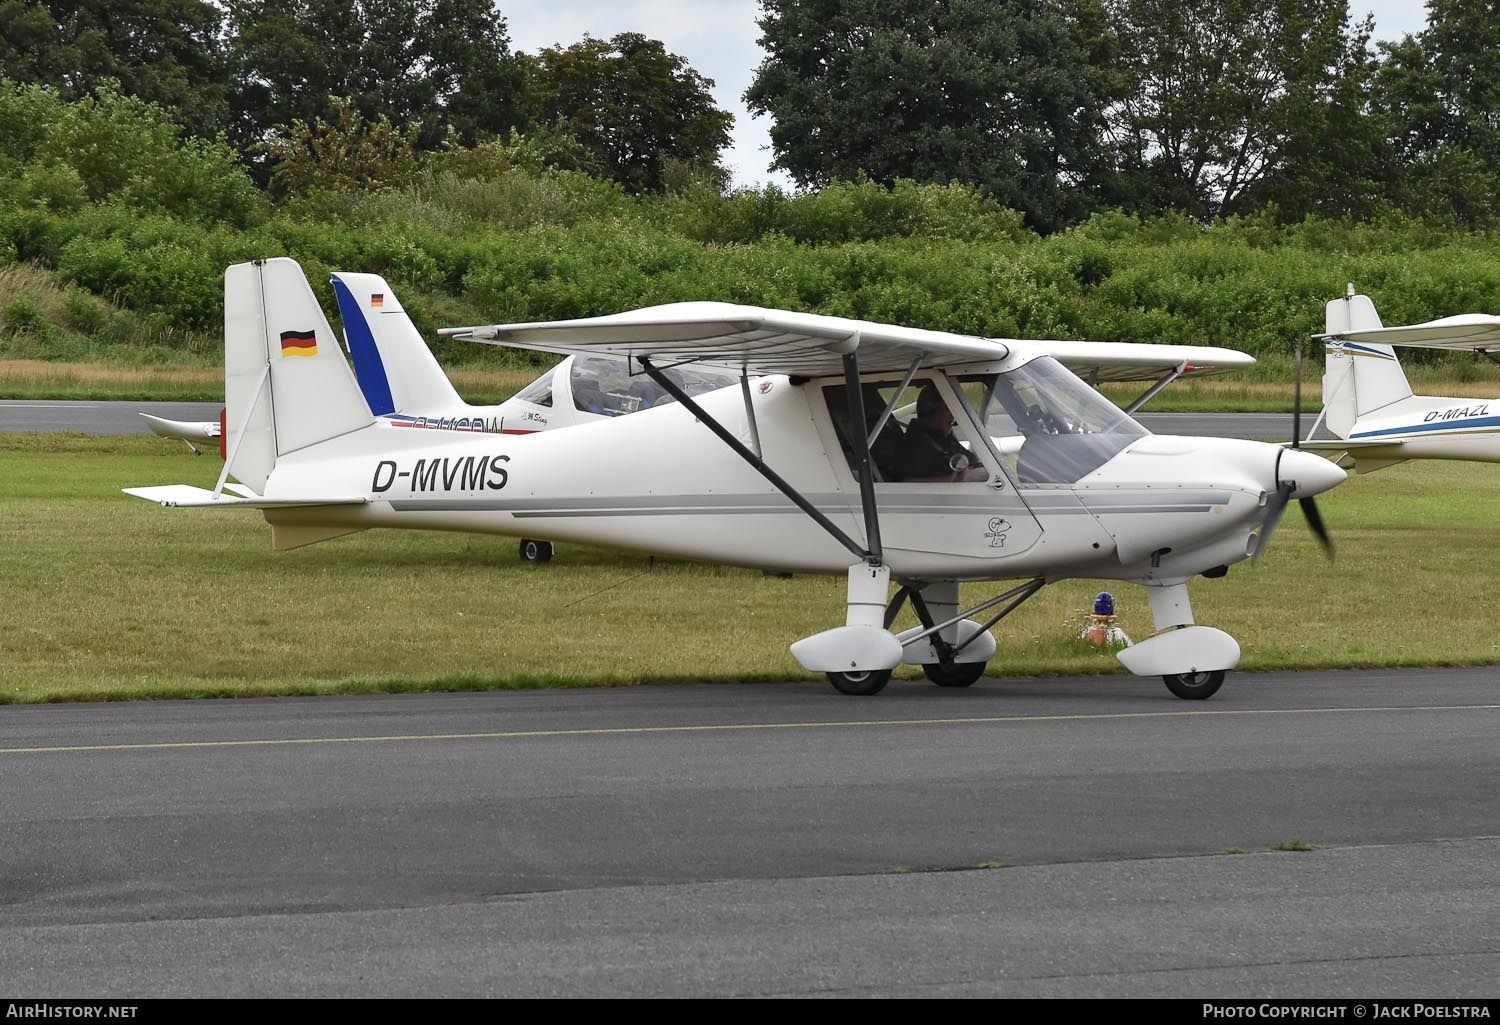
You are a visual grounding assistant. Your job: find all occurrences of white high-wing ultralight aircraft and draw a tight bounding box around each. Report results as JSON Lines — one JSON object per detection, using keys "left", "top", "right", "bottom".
{"left": 141, "top": 267, "right": 1263, "bottom": 563}
{"left": 125, "top": 258, "right": 1344, "bottom": 698}
{"left": 1303, "top": 286, "right": 1500, "bottom": 472}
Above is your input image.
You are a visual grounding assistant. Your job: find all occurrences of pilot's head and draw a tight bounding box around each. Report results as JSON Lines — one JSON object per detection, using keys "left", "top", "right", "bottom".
{"left": 916, "top": 384, "right": 953, "bottom": 428}
{"left": 917, "top": 384, "right": 943, "bottom": 416}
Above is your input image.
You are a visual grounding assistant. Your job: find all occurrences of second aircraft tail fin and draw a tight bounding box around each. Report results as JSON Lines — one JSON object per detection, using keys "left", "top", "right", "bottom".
{"left": 332, "top": 272, "right": 465, "bottom": 416}
{"left": 1322, "top": 286, "right": 1413, "bottom": 439}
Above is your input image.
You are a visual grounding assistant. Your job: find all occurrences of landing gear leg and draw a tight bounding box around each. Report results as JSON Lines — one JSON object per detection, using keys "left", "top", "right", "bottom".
{"left": 908, "top": 581, "right": 987, "bottom": 687}
{"left": 788, "top": 563, "right": 903, "bottom": 695}
{"left": 1141, "top": 581, "right": 1231, "bottom": 701}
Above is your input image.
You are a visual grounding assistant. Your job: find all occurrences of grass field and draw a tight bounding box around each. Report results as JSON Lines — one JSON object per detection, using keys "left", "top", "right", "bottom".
{"left": 2, "top": 433, "right": 1498, "bottom": 704}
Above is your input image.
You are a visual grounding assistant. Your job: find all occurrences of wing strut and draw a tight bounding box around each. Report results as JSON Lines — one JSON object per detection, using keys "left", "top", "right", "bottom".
{"left": 886, "top": 578, "right": 1046, "bottom": 652}
{"left": 840, "top": 351, "right": 883, "bottom": 562}
{"left": 738, "top": 372, "right": 763, "bottom": 459}
{"left": 1121, "top": 362, "right": 1187, "bottom": 415}
{"left": 867, "top": 355, "right": 923, "bottom": 447}
{"left": 639, "top": 357, "right": 875, "bottom": 563}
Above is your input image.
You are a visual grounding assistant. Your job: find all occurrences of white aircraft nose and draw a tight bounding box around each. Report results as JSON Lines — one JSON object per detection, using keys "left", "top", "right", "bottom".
{"left": 1280, "top": 448, "right": 1346, "bottom": 498}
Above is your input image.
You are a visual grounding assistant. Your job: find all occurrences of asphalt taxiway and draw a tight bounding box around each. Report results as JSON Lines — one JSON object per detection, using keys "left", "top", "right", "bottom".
{"left": 2, "top": 669, "right": 1496, "bottom": 997}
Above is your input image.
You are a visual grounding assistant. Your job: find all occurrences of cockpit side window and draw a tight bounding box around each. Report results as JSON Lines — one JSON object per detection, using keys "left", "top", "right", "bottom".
{"left": 513, "top": 367, "right": 556, "bottom": 408}
{"left": 823, "top": 379, "right": 993, "bottom": 484}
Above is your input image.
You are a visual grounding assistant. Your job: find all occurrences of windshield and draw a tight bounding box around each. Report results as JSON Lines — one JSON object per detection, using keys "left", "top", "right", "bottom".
{"left": 958, "top": 356, "right": 1148, "bottom": 484}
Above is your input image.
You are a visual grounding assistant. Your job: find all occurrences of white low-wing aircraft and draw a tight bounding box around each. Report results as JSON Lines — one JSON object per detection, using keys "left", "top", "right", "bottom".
{"left": 125, "top": 258, "right": 1344, "bottom": 698}
{"left": 1304, "top": 287, "right": 1500, "bottom": 472}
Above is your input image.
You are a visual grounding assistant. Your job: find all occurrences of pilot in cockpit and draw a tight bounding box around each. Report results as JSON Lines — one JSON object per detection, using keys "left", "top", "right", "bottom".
{"left": 892, "top": 385, "right": 990, "bottom": 483}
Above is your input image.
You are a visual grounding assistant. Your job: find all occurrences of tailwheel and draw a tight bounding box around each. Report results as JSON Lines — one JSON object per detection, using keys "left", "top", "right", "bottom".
{"left": 826, "top": 668, "right": 892, "bottom": 696}
{"left": 1162, "top": 670, "right": 1225, "bottom": 700}
{"left": 922, "top": 661, "right": 986, "bottom": 687}
{"left": 519, "top": 539, "right": 554, "bottom": 564}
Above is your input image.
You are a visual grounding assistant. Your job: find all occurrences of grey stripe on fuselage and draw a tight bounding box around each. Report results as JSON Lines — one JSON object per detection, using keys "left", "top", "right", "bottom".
{"left": 385, "top": 489, "right": 1233, "bottom": 517}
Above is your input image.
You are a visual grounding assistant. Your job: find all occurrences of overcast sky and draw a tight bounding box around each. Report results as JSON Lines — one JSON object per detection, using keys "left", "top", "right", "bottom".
{"left": 500, "top": 1, "right": 1436, "bottom": 192}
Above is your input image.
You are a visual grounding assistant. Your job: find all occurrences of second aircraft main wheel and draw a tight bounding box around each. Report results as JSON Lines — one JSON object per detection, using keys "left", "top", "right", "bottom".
{"left": 922, "top": 661, "right": 987, "bottom": 687}
{"left": 519, "top": 539, "right": 554, "bottom": 564}
{"left": 1163, "top": 670, "right": 1225, "bottom": 700}
{"left": 826, "top": 668, "right": 892, "bottom": 696}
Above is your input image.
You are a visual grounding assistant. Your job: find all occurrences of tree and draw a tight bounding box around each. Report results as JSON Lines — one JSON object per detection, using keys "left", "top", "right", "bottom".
{"left": 522, "top": 33, "right": 733, "bottom": 195}
{"left": 0, "top": 0, "right": 229, "bottom": 139}
{"left": 1101, "top": 0, "right": 1380, "bottom": 220}
{"left": 1373, "top": 0, "right": 1500, "bottom": 224}
{"left": 224, "top": 0, "right": 524, "bottom": 164}
{"left": 261, "top": 96, "right": 423, "bottom": 195}
{"left": 744, "top": 0, "right": 1106, "bottom": 231}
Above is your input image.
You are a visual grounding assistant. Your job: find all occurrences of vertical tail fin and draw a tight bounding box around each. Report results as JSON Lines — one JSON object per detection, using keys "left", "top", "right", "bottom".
{"left": 223, "top": 259, "right": 373, "bottom": 492}
{"left": 1322, "top": 286, "right": 1412, "bottom": 439}
{"left": 331, "top": 272, "right": 465, "bottom": 416}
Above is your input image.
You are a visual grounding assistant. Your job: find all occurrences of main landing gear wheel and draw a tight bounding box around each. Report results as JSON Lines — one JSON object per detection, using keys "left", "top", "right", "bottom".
{"left": 1163, "top": 670, "right": 1225, "bottom": 700}
{"left": 922, "top": 661, "right": 986, "bottom": 687}
{"left": 826, "top": 668, "right": 892, "bottom": 696}
{"left": 519, "top": 539, "right": 554, "bottom": 564}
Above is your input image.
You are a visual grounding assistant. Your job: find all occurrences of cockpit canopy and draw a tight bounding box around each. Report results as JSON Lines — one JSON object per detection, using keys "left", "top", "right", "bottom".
{"left": 963, "top": 355, "right": 1149, "bottom": 483}
{"left": 513, "top": 354, "right": 738, "bottom": 416}
{"left": 825, "top": 355, "right": 1149, "bottom": 486}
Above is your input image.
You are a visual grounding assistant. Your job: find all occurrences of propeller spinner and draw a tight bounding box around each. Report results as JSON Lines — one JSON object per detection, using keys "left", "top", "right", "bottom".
{"left": 1253, "top": 341, "right": 1342, "bottom": 561}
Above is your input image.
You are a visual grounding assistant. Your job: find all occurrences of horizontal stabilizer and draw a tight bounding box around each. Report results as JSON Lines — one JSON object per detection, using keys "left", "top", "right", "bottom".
{"left": 1292, "top": 438, "right": 1409, "bottom": 474}
{"left": 1295, "top": 438, "right": 1406, "bottom": 451}
{"left": 122, "top": 484, "right": 366, "bottom": 509}
{"left": 140, "top": 413, "right": 221, "bottom": 440}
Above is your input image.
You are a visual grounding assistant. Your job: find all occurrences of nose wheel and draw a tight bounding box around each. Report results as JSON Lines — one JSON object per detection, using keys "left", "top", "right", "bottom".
{"left": 1163, "top": 670, "right": 1225, "bottom": 700}
{"left": 825, "top": 668, "right": 892, "bottom": 695}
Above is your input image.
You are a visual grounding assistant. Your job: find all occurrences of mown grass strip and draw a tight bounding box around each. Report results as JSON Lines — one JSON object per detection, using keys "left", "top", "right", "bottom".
{"left": 2, "top": 434, "right": 1498, "bottom": 703}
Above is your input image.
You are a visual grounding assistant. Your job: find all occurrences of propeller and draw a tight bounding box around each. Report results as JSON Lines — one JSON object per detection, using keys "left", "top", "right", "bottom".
{"left": 1252, "top": 339, "right": 1336, "bottom": 562}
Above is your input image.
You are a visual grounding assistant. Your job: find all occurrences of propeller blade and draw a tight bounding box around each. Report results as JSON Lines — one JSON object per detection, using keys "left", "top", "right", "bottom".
{"left": 1292, "top": 340, "right": 1304, "bottom": 449}
{"left": 1300, "top": 496, "right": 1334, "bottom": 559}
{"left": 1251, "top": 481, "right": 1292, "bottom": 562}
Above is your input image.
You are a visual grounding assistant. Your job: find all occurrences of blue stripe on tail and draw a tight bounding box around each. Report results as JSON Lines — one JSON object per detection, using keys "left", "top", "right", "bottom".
{"left": 332, "top": 276, "right": 395, "bottom": 416}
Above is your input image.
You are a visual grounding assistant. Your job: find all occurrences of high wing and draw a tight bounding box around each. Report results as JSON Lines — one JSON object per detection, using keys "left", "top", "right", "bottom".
{"left": 1035, "top": 340, "right": 1255, "bottom": 383}
{"left": 441, "top": 301, "right": 1254, "bottom": 383}
{"left": 441, "top": 301, "right": 1009, "bottom": 376}
{"left": 1327, "top": 314, "right": 1500, "bottom": 351}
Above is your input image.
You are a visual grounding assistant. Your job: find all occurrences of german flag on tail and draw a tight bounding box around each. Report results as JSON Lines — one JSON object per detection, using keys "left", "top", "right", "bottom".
{"left": 279, "top": 329, "right": 317, "bottom": 358}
